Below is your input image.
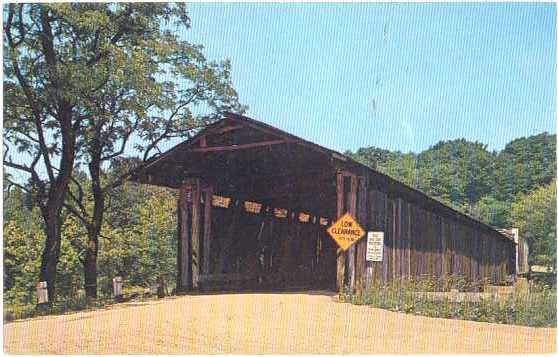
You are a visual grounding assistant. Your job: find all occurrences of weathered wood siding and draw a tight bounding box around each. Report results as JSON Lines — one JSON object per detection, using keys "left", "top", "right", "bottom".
{"left": 358, "top": 183, "right": 515, "bottom": 288}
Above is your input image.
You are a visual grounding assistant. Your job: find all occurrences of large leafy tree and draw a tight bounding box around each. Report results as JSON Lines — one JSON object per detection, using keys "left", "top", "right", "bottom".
{"left": 4, "top": 3, "right": 87, "bottom": 301}
{"left": 415, "top": 139, "right": 495, "bottom": 212}
{"left": 3, "top": 3, "right": 244, "bottom": 301}
{"left": 493, "top": 133, "right": 556, "bottom": 202}
{"left": 57, "top": 4, "right": 243, "bottom": 299}
{"left": 511, "top": 180, "right": 557, "bottom": 271}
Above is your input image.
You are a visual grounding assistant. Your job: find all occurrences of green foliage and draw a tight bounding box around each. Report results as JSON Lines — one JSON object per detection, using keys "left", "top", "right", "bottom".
{"left": 416, "top": 139, "right": 495, "bottom": 211}
{"left": 98, "top": 182, "right": 177, "bottom": 294}
{"left": 474, "top": 196, "right": 512, "bottom": 228}
{"left": 3, "top": 218, "right": 42, "bottom": 305}
{"left": 345, "top": 277, "right": 556, "bottom": 327}
{"left": 3, "top": 188, "right": 83, "bottom": 305}
{"left": 493, "top": 133, "right": 556, "bottom": 202}
{"left": 512, "top": 180, "right": 557, "bottom": 270}
{"left": 347, "top": 139, "right": 496, "bottom": 212}
{"left": 348, "top": 133, "right": 556, "bottom": 270}
{"left": 3, "top": 181, "right": 177, "bottom": 314}
{"left": 4, "top": 2, "right": 244, "bottom": 301}
{"left": 347, "top": 146, "right": 418, "bottom": 187}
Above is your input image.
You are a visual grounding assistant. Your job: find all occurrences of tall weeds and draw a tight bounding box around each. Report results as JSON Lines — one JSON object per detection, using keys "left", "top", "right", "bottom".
{"left": 343, "top": 275, "right": 556, "bottom": 327}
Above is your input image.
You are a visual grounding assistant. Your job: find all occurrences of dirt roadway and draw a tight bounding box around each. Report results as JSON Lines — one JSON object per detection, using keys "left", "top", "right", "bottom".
{"left": 4, "top": 291, "right": 556, "bottom": 354}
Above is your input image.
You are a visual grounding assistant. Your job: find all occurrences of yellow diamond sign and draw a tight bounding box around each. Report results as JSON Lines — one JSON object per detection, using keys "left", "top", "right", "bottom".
{"left": 326, "top": 213, "right": 365, "bottom": 251}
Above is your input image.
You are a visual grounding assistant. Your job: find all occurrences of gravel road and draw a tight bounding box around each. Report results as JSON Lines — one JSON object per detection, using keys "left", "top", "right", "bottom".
{"left": 4, "top": 291, "right": 555, "bottom": 354}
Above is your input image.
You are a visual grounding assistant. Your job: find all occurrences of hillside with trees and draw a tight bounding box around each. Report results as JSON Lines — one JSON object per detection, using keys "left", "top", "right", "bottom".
{"left": 346, "top": 132, "right": 556, "bottom": 270}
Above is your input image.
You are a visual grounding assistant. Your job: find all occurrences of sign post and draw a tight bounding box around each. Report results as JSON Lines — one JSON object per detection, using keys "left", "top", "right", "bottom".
{"left": 113, "top": 276, "right": 123, "bottom": 302}
{"left": 36, "top": 281, "right": 48, "bottom": 305}
{"left": 326, "top": 213, "right": 365, "bottom": 251}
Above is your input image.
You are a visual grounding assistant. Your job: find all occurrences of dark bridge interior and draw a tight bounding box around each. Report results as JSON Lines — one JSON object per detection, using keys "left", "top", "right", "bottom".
{"left": 132, "top": 115, "right": 341, "bottom": 291}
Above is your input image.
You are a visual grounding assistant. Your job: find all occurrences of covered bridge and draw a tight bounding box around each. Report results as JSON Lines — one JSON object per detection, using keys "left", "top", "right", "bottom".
{"left": 130, "top": 112, "right": 516, "bottom": 292}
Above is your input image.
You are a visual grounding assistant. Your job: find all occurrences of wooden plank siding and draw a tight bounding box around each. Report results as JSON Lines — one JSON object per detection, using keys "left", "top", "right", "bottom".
{"left": 358, "top": 174, "right": 515, "bottom": 289}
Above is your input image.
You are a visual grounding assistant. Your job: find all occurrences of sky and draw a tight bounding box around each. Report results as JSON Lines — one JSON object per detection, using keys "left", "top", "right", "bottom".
{"left": 184, "top": 2, "right": 556, "bottom": 154}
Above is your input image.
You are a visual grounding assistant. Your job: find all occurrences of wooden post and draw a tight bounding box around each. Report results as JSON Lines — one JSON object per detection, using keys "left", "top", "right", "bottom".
{"left": 202, "top": 186, "right": 213, "bottom": 275}
{"left": 113, "top": 276, "right": 123, "bottom": 301}
{"left": 365, "top": 190, "right": 376, "bottom": 286}
{"left": 405, "top": 202, "right": 413, "bottom": 278}
{"left": 440, "top": 217, "right": 448, "bottom": 279}
{"left": 356, "top": 176, "right": 368, "bottom": 290}
{"left": 336, "top": 171, "right": 345, "bottom": 292}
{"left": 381, "top": 193, "right": 389, "bottom": 284}
{"left": 346, "top": 175, "right": 358, "bottom": 290}
{"left": 191, "top": 178, "right": 202, "bottom": 289}
{"left": 178, "top": 184, "right": 191, "bottom": 291}
{"left": 36, "top": 281, "right": 48, "bottom": 305}
{"left": 391, "top": 199, "right": 397, "bottom": 282}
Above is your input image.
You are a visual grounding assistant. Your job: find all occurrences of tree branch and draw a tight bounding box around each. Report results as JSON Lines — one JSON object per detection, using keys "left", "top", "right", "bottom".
{"left": 140, "top": 98, "right": 196, "bottom": 161}
{"left": 63, "top": 201, "right": 90, "bottom": 228}
{"left": 86, "top": 5, "right": 132, "bottom": 66}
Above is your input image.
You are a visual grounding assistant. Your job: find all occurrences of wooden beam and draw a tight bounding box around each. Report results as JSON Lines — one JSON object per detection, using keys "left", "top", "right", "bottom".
{"left": 347, "top": 175, "right": 358, "bottom": 291}
{"left": 202, "top": 186, "right": 213, "bottom": 275}
{"left": 210, "top": 124, "right": 245, "bottom": 134}
{"left": 178, "top": 184, "right": 191, "bottom": 291}
{"left": 190, "top": 139, "right": 285, "bottom": 153}
{"left": 190, "top": 178, "right": 202, "bottom": 289}
{"left": 336, "top": 171, "right": 345, "bottom": 292}
{"left": 356, "top": 175, "right": 368, "bottom": 290}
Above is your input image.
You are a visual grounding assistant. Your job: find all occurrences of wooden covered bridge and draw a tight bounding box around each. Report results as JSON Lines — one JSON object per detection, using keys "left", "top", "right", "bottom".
{"left": 130, "top": 112, "right": 516, "bottom": 292}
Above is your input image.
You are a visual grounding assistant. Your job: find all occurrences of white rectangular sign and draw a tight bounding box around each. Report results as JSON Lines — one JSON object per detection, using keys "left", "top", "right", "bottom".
{"left": 366, "top": 232, "right": 384, "bottom": 262}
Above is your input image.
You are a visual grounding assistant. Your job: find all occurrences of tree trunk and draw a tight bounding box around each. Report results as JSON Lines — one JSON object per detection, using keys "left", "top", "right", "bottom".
{"left": 38, "top": 109, "right": 76, "bottom": 304}
{"left": 84, "top": 232, "right": 99, "bottom": 299}
{"left": 39, "top": 209, "right": 63, "bottom": 303}
{"left": 84, "top": 149, "right": 105, "bottom": 299}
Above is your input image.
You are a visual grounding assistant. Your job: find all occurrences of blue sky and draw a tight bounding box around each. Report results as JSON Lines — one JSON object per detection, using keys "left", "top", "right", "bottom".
{"left": 184, "top": 2, "right": 556, "bottom": 153}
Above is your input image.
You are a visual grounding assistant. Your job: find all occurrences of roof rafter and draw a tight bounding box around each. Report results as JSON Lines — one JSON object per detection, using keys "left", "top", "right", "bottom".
{"left": 190, "top": 139, "right": 286, "bottom": 153}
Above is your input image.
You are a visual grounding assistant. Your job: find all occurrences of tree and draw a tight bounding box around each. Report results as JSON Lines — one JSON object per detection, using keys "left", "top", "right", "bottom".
{"left": 493, "top": 133, "right": 556, "bottom": 202}
{"left": 511, "top": 180, "right": 557, "bottom": 271}
{"left": 348, "top": 139, "right": 496, "bottom": 213}
{"left": 473, "top": 195, "right": 511, "bottom": 227}
{"left": 97, "top": 181, "right": 178, "bottom": 294}
{"left": 3, "top": 3, "right": 245, "bottom": 301}
{"left": 415, "top": 139, "right": 495, "bottom": 212}
{"left": 3, "top": 185, "right": 83, "bottom": 306}
{"left": 345, "top": 147, "right": 418, "bottom": 187}
{"left": 55, "top": 3, "right": 244, "bottom": 299}
{"left": 4, "top": 3, "right": 89, "bottom": 301}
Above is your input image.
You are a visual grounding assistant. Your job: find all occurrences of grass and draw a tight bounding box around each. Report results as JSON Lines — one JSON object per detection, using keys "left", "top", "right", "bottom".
{"left": 3, "top": 285, "right": 167, "bottom": 322}
{"left": 5, "top": 276, "right": 556, "bottom": 328}
{"left": 342, "top": 275, "right": 556, "bottom": 328}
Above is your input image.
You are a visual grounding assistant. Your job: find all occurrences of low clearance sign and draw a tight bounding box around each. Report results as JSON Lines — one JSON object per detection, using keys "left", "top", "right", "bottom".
{"left": 326, "top": 213, "right": 365, "bottom": 251}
